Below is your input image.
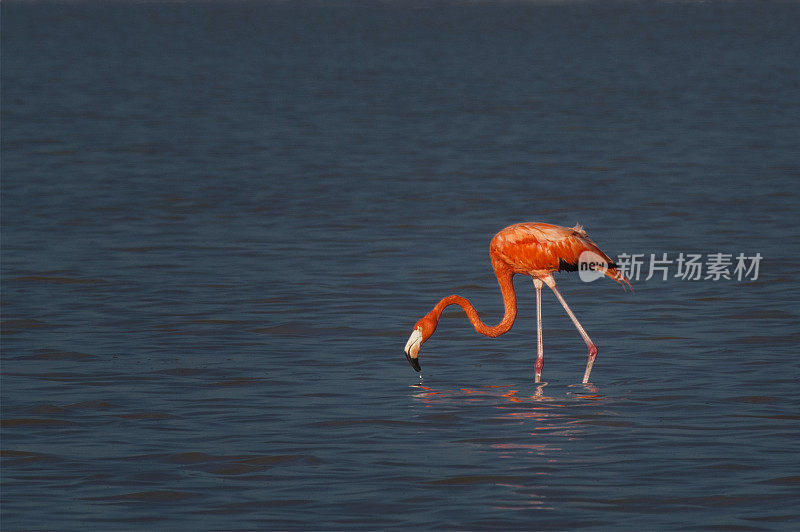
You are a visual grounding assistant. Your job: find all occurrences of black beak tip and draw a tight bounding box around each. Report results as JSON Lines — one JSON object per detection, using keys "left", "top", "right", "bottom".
{"left": 404, "top": 352, "right": 421, "bottom": 372}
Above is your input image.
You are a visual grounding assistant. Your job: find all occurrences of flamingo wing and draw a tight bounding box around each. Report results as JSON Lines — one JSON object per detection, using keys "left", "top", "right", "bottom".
{"left": 491, "top": 222, "right": 619, "bottom": 276}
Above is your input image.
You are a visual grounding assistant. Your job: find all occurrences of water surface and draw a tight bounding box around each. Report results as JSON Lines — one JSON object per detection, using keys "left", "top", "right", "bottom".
{"left": 3, "top": 1, "right": 800, "bottom": 529}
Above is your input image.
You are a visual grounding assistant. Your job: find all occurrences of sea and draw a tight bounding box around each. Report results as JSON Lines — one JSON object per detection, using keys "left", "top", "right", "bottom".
{"left": 2, "top": 1, "right": 799, "bottom": 530}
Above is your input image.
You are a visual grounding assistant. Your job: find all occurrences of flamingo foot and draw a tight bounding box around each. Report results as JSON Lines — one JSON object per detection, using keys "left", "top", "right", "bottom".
{"left": 582, "top": 344, "right": 598, "bottom": 384}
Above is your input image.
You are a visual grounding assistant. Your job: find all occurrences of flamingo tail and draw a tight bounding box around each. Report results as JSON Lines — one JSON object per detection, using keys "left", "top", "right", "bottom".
{"left": 605, "top": 266, "right": 633, "bottom": 292}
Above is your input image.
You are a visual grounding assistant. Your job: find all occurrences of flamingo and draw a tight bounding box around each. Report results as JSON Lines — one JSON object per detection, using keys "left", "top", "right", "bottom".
{"left": 403, "top": 222, "right": 630, "bottom": 384}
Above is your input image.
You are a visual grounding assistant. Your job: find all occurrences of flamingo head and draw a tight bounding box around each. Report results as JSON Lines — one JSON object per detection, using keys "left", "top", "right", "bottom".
{"left": 403, "top": 317, "right": 436, "bottom": 372}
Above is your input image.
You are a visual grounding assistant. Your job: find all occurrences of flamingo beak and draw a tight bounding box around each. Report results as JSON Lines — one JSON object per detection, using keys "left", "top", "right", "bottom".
{"left": 405, "top": 352, "right": 421, "bottom": 372}
{"left": 403, "top": 328, "right": 423, "bottom": 372}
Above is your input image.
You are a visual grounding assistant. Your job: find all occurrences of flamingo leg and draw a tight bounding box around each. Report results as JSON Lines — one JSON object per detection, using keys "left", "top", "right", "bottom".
{"left": 532, "top": 278, "right": 544, "bottom": 383}
{"left": 543, "top": 276, "right": 598, "bottom": 384}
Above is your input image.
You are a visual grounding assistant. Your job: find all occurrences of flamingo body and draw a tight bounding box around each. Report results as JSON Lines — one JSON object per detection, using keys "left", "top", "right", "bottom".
{"left": 403, "top": 222, "right": 628, "bottom": 383}
{"left": 490, "top": 222, "right": 619, "bottom": 277}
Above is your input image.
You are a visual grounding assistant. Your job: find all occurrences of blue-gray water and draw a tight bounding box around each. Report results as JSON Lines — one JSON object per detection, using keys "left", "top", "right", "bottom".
{"left": 3, "top": 1, "right": 800, "bottom": 530}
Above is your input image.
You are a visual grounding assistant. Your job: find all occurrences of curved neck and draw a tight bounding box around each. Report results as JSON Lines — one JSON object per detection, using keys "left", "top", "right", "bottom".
{"left": 430, "top": 262, "right": 517, "bottom": 338}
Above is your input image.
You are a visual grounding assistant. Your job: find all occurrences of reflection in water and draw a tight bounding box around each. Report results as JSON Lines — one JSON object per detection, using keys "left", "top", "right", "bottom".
{"left": 411, "top": 382, "right": 602, "bottom": 407}
{"left": 410, "top": 381, "right": 607, "bottom": 435}
{"left": 410, "top": 381, "right": 612, "bottom": 513}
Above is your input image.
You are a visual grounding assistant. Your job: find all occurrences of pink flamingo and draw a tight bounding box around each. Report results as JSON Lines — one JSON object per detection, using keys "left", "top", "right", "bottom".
{"left": 403, "top": 222, "right": 630, "bottom": 383}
